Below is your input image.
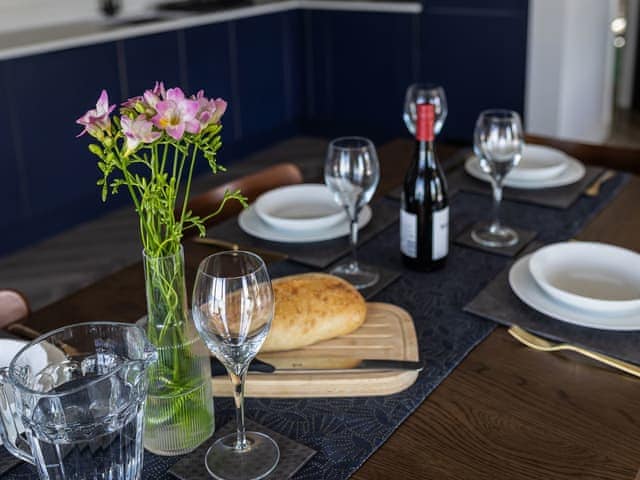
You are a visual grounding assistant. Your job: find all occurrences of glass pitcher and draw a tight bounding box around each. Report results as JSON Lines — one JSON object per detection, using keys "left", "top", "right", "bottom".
{"left": 0, "top": 322, "right": 157, "bottom": 480}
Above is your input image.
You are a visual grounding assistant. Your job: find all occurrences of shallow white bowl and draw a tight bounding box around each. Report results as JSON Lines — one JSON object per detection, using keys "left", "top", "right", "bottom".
{"left": 529, "top": 242, "right": 640, "bottom": 315}
{"left": 509, "top": 254, "right": 640, "bottom": 330}
{"left": 239, "top": 204, "right": 371, "bottom": 243}
{"left": 507, "top": 144, "right": 568, "bottom": 182}
{"left": 254, "top": 184, "right": 346, "bottom": 232}
{"left": 465, "top": 153, "right": 585, "bottom": 190}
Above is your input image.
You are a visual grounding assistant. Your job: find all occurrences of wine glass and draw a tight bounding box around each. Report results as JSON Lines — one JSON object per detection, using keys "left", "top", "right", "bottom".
{"left": 403, "top": 83, "right": 448, "bottom": 136}
{"left": 471, "top": 109, "right": 524, "bottom": 248}
{"left": 192, "top": 251, "right": 279, "bottom": 480}
{"left": 324, "top": 137, "right": 380, "bottom": 289}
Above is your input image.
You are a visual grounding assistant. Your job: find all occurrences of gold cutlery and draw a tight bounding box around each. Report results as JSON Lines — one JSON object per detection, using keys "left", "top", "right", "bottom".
{"left": 508, "top": 326, "right": 640, "bottom": 379}
{"left": 192, "top": 236, "right": 287, "bottom": 260}
{"left": 584, "top": 169, "right": 616, "bottom": 197}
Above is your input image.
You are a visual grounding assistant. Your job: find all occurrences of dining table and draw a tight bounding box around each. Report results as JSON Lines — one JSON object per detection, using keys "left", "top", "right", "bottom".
{"left": 8, "top": 137, "right": 640, "bottom": 480}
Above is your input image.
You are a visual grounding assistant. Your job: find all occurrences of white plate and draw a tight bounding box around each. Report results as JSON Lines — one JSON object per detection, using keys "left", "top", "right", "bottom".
{"left": 465, "top": 153, "right": 585, "bottom": 189}
{"left": 529, "top": 242, "right": 640, "bottom": 315}
{"left": 507, "top": 145, "right": 569, "bottom": 182}
{"left": 254, "top": 184, "right": 346, "bottom": 232}
{"left": 239, "top": 204, "right": 371, "bottom": 243}
{"left": 509, "top": 254, "right": 640, "bottom": 331}
{"left": 0, "top": 339, "right": 64, "bottom": 445}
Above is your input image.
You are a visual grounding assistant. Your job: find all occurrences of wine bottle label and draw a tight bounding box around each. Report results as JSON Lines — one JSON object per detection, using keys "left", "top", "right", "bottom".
{"left": 400, "top": 209, "right": 417, "bottom": 258}
{"left": 432, "top": 206, "right": 449, "bottom": 260}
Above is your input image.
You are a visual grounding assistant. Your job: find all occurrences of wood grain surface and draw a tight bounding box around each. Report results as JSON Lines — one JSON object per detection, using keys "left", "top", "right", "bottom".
{"left": 212, "top": 302, "right": 420, "bottom": 398}
{"left": 17, "top": 138, "right": 640, "bottom": 479}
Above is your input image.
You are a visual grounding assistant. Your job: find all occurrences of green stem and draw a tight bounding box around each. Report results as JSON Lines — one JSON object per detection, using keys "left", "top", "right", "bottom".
{"left": 179, "top": 144, "right": 199, "bottom": 226}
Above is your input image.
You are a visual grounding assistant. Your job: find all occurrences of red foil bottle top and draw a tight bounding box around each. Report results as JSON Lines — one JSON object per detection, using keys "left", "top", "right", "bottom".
{"left": 416, "top": 103, "right": 434, "bottom": 142}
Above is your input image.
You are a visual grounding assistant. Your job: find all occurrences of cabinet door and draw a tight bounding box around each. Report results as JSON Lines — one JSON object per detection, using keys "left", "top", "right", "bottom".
{"left": 5, "top": 43, "right": 122, "bottom": 238}
{"left": 0, "top": 62, "right": 26, "bottom": 254}
{"left": 305, "top": 10, "right": 418, "bottom": 142}
{"left": 421, "top": 1, "right": 529, "bottom": 141}
{"left": 234, "top": 13, "right": 290, "bottom": 152}
{"left": 122, "top": 31, "right": 183, "bottom": 97}
{"left": 184, "top": 22, "right": 234, "bottom": 165}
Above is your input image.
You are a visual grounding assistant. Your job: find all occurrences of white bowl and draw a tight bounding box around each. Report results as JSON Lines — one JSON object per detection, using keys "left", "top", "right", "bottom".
{"left": 529, "top": 242, "right": 640, "bottom": 315}
{"left": 254, "top": 184, "right": 346, "bottom": 232}
{"left": 507, "top": 144, "right": 569, "bottom": 182}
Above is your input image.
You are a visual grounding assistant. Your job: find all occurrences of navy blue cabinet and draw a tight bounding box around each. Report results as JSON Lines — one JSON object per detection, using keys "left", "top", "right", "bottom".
{"left": 122, "top": 31, "right": 183, "bottom": 96}
{"left": 183, "top": 22, "right": 235, "bottom": 167}
{"left": 304, "top": 10, "right": 418, "bottom": 142}
{"left": 0, "top": 63, "right": 26, "bottom": 252}
{"left": 234, "top": 13, "right": 291, "bottom": 153}
{"left": 4, "top": 43, "right": 122, "bottom": 246}
{"left": 421, "top": 1, "right": 528, "bottom": 141}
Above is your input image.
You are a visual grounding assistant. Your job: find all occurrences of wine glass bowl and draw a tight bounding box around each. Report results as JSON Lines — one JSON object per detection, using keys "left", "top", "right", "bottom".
{"left": 403, "top": 83, "right": 448, "bottom": 136}
{"left": 192, "top": 251, "right": 279, "bottom": 480}
{"left": 471, "top": 109, "right": 524, "bottom": 248}
{"left": 324, "top": 137, "right": 380, "bottom": 289}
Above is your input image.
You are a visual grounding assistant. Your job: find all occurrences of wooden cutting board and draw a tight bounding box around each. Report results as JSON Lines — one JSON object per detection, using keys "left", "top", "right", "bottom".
{"left": 211, "top": 302, "right": 420, "bottom": 398}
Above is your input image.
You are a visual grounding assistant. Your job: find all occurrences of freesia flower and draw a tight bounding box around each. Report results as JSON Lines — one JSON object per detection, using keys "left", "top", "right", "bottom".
{"left": 76, "top": 90, "right": 115, "bottom": 138}
{"left": 143, "top": 81, "right": 166, "bottom": 109}
{"left": 152, "top": 87, "right": 200, "bottom": 140}
{"left": 193, "top": 91, "right": 227, "bottom": 128}
{"left": 122, "top": 115, "right": 161, "bottom": 154}
{"left": 210, "top": 98, "right": 227, "bottom": 124}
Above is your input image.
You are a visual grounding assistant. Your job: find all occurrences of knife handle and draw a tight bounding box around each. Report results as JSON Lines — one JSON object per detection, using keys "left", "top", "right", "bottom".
{"left": 210, "top": 357, "right": 276, "bottom": 376}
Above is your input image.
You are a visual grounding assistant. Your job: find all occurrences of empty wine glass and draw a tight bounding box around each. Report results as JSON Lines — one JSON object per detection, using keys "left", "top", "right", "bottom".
{"left": 471, "top": 109, "right": 524, "bottom": 248}
{"left": 403, "top": 83, "right": 448, "bottom": 136}
{"left": 192, "top": 251, "right": 278, "bottom": 480}
{"left": 325, "top": 137, "right": 380, "bottom": 289}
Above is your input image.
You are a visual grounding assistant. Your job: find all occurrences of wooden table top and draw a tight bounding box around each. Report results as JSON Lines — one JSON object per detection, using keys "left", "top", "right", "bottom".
{"left": 16, "top": 138, "right": 640, "bottom": 480}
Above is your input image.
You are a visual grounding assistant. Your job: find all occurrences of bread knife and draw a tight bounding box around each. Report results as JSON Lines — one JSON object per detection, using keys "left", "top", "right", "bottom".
{"left": 211, "top": 357, "right": 423, "bottom": 376}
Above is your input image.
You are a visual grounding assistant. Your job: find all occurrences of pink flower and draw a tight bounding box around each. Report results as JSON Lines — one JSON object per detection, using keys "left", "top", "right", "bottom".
{"left": 210, "top": 98, "right": 227, "bottom": 124}
{"left": 143, "top": 81, "right": 166, "bottom": 109}
{"left": 76, "top": 90, "right": 115, "bottom": 138}
{"left": 152, "top": 87, "right": 200, "bottom": 140}
{"left": 194, "top": 91, "right": 227, "bottom": 128}
{"left": 121, "top": 115, "right": 161, "bottom": 154}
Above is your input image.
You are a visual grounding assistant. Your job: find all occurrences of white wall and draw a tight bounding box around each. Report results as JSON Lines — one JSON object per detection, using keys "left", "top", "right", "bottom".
{"left": 618, "top": 0, "right": 639, "bottom": 109}
{"left": 525, "top": 0, "right": 617, "bottom": 144}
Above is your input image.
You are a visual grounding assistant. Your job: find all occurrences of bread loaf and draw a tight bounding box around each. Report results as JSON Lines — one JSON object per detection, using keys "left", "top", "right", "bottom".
{"left": 261, "top": 273, "right": 367, "bottom": 352}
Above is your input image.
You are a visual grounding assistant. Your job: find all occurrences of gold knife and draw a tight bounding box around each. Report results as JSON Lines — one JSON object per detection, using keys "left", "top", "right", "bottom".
{"left": 508, "top": 326, "right": 640, "bottom": 378}
{"left": 192, "top": 236, "right": 287, "bottom": 260}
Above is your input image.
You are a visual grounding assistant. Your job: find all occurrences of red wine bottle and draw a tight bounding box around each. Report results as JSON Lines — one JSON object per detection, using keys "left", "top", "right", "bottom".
{"left": 400, "top": 103, "right": 449, "bottom": 271}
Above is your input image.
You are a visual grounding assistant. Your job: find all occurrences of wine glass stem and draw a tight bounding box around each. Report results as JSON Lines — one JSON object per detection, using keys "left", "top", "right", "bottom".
{"left": 491, "top": 179, "right": 503, "bottom": 232}
{"left": 349, "top": 217, "right": 359, "bottom": 266}
{"left": 229, "top": 369, "right": 248, "bottom": 451}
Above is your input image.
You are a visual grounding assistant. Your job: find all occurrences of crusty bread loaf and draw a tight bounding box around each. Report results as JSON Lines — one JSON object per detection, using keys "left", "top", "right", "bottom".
{"left": 261, "top": 273, "right": 367, "bottom": 352}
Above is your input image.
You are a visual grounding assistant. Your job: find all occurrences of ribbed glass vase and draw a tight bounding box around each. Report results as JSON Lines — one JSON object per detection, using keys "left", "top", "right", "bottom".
{"left": 142, "top": 246, "right": 214, "bottom": 456}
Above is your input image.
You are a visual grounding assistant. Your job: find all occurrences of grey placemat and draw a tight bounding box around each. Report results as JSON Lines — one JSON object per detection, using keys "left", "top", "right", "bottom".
{"left": 169, "top": 419, "right": 316, "bottom": 480}
{"left": 455, "top": 222, "right": 537, "bottom": 257}
{"left": 205, "top": 200, "right": 399, "bottom": 269}
{"left": 448, "top": 165, "right": 605, "bottom": 209}
{"left": 463, "top": 245, "right": 640, "bottom": 365}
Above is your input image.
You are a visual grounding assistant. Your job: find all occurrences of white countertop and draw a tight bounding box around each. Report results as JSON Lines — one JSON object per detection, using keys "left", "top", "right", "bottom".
{"left": 0, "top": 0, "right": 422, "bottom": 61}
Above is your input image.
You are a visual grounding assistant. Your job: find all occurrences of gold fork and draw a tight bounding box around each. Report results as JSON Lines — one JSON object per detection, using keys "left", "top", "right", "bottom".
{"left": 508, "top": 326, "right": 640, "bottom": 379}
{"left": 584, "top": 169, "right": 616, "bottom": 197}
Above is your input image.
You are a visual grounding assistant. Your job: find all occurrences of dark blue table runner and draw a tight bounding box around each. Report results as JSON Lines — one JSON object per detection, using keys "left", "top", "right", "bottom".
{"left": 3, "top": 173, "right": 627, "bottom": 480}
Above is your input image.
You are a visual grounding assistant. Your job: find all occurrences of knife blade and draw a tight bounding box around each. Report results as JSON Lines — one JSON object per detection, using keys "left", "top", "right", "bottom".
{"left": 211, "top": 357, "right": 423, "bottom": 376}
